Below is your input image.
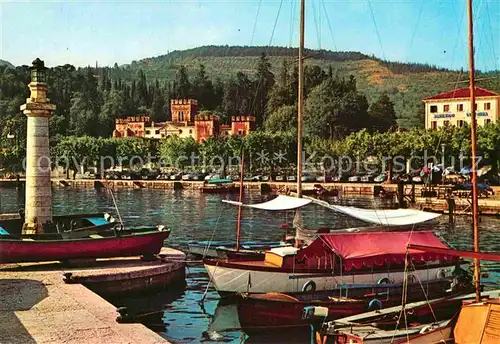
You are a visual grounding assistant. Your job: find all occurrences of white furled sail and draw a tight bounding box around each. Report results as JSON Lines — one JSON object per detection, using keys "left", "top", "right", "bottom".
{"left": 222, "top": 195, "right": 312, "bottom": 211}
{"left": 315, "top": 201, "right": 441, "bottom": 226}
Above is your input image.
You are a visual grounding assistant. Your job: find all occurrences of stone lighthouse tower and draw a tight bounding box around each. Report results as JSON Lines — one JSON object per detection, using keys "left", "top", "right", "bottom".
{"left": 20, "top": 58, "right": 56, "bottom": 234}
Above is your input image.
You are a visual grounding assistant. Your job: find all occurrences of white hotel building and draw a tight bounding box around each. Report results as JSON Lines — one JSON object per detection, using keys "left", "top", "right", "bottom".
{"left": 423, "top": 87, "right": 499, "bottom": 130}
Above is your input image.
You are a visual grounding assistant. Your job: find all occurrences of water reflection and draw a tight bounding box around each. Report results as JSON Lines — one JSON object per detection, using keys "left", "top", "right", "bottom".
{"left": 1, "top": 187, "right": 500, "bottom": 342}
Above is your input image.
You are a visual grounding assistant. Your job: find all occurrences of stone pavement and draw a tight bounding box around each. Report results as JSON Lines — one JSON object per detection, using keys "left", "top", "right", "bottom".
{"left": 0, "top": 264, "right": 170, "bottom": 344}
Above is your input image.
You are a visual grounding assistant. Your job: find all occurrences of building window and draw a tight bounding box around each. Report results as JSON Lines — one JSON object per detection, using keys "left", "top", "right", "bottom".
{"left": 431, "top": 121, "right": 437, "bottom": 130}
{"left": 161, "top": 134, "right": 165, "bottom": 138}
{"left": 430, "top": 105, "right": 438, "bottom": 113}
{"left": 146, "top": 130, "right": 151, "bottom": 135}
{"left": 457, "top": 120, "right": 464, "bottom": 128}
{"left": 155, "top": 130, "right": 160, "bottom": 135}
{"left": 238, "top": 129, "right": 243, "bottom": 135}
{"left": 189, "top": 129, "right": 193, "bottom": 134}
{"left": 485, "top": 102, "right": 491, "bottom": 110}
{"left": 179, "top": 129, "right": 183, "bottom": 134}
{"left": 485, "top": 119, "right": 492, "bottom": 125}
{"left": 474, "top": 103, "right": 478, "bottom": 111}
{"left": 457, "top": 104, "right": 464, "bottom": 112}
{"left": 443, "top": 120, "right": 450, "bottom": 127}
{"left": 443, "top": 104, "right": 450, "bottom": 112}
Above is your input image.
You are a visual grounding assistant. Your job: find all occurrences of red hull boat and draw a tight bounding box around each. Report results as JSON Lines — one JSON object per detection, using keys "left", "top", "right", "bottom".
{"left": 236, "top": 279, "right": 468, "bottom": 333}
{"left": 0, "top": 229, "right": 170, "bottom": 263}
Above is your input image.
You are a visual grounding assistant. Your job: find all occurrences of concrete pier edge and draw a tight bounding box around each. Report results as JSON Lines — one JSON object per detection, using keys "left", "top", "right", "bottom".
{"left": 0, "top": 249, "right": 185, "bottom": 344}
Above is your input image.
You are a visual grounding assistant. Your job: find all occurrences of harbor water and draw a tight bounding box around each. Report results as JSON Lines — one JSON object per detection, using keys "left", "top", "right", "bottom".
{"left": 1, "top": 187, "right": 499, "bottom": 343}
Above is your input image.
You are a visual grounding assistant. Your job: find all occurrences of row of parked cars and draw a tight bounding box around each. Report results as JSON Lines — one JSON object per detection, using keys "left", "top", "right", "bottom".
{"left": 100, "top": 169, "right": 397, "bottom": 183}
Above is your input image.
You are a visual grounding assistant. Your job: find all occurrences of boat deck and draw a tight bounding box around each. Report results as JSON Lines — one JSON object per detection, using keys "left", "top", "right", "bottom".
{"left": 0, "top": 248, "right": 183, "bottom": 343}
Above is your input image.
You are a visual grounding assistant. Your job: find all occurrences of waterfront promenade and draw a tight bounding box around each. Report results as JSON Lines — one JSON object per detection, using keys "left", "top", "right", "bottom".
{"left": 0, "top": 251, "right": 184, "bottom": 344}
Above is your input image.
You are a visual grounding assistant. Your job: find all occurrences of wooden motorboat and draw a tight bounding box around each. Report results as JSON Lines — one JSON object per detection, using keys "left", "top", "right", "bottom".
{"left": 302, "top": 184, "right": 339, "bottom": 197}
{"left": 188, "top": 240, "right": 285, "bottom": 258}
{"left": 236, "top": 278, "right": 465, "bottom": 333}
{"left": 201, "top": 179, "right": 240, "bottom": 194}
{"left": 315, "top": 289, "right": 500, "bottom": 344}
{"left": 0, "top": 226, "right": 170, "bottom": 263}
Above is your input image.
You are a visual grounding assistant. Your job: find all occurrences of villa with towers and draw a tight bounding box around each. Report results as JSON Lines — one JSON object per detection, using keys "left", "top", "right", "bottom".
{"left": 112, "top": 99, "right": 255, "bottom": 142}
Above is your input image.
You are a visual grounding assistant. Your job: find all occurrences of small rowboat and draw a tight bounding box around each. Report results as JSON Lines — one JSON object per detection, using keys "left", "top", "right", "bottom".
{"left": 0, "top": 226, "right": 170, "bottom": 264}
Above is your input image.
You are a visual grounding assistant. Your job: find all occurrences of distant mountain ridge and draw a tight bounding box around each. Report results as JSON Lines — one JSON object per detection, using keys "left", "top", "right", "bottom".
{"left": 119, "top": 45, "right": 498, "bottom": 128}
{"left": 136, "top": 45, "right": 450, "bottom": 74}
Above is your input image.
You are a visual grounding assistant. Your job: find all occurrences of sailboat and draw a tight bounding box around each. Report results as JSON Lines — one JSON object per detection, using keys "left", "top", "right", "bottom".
{"left": 203, "top": 0, "right": 458, "bottom": 295}
{"left": 313, "top": 0, "right": 500, "bottom": 342}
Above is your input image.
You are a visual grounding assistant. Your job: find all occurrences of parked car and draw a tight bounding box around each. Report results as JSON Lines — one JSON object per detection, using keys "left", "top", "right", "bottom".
{"left": 361, "top": 174, "right": 376, "bottom": 183}
{"left": 287, "top": 175, "right": 297, "bottom": 182}
{"left": 374, "top": 173, "right": 387, "bottom": 183}
{"left": 81, "top": 171, "right": 96, "bottom": 179}
{"left": 156, "top": 173, "right": 170, "bottom": 180}
{"left": 333, "top": 173, "right": 350, "bottom": 182}
{"left": 348, "top": 175, "right": 361, "bottom": 182}
{"left": 301, "top": 174, "right": 316, "bottom": 182}
{"left": 261, "top": 175, "right": 270, "bottom": 182}
{"left": 274, "top": 174, "right": 286, "bottom": 182}
{"left": 192, "top": 173, "right": 206, "bottom": 181}
{"left": 182, "top": 172, "right": 196, "bottom": 181}
{"left": 316, "top": 175, "right": 332, "bottom": 183}
{"left": 169, "top": 172, "right": 182, "bottom": 180}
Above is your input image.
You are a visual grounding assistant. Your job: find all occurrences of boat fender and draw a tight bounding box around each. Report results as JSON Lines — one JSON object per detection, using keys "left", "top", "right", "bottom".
{"left": 302, "top": 280, "right": 316, "bottom": 292}
{"left": 419, "top": 324, "right": 435, "bottom": 334}
{"left": 369, "top": 298, "right": 383, "bottom": 310}
{"left": 437, "top": 269, "right": 446, "bottom": 279}
{"left": 377, "top": 277, "right": 391, "bottom": 284}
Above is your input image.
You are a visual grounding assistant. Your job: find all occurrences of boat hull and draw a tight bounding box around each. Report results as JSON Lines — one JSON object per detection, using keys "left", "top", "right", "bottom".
{"left": 204, "top": 260, "right": 467, "bottom": 294}
{"left": 0, "top": 230, "right": 171, "bottom": 263}
{"left": 236, "top": 280, "right": 455, "bottom": 332}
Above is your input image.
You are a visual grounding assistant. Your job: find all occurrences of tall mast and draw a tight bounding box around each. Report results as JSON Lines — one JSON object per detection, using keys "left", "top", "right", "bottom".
{"left": 236, "top": 150, "right": 245, "bottom": 252}
{"left": 296, "top": 0, "right": 305, "bottom": 198}
{"left": 467, "top": 0, "right": 481, "bottom": 302}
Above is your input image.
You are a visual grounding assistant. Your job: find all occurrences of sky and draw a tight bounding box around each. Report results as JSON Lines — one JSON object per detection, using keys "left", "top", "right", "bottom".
{"left": 1, "top": 0, "right": 498, "bottom": 71}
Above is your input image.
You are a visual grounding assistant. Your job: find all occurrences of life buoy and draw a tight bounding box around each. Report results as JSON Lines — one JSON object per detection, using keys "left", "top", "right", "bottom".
{"left": 378, "top": 277, "right": 391, "bottom": 284}
{"left": 437, "top": 269, "right": 446, "bottom": 279}
{"left": 369, "top": 298, "right": 382, "bottom": 310}
{"left": 302, "top": 280, "right": 316, "bottom": 292}
{"left": 407, "top": 274, "right": 416, "bottom": 283}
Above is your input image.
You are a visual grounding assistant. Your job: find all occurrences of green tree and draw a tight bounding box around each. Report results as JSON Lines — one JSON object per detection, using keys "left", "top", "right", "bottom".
{"left": 158, "top": 136, "right": 198, "bottom": 169}
{"left": 369, "top": 93, "right": 397, "bottom": 132}
{"left": 264, "top": 105, "right": 297, "bottom": 133}
{"left": 174, "top": 65, "right": 191, "bottom": 98}
{"left": 99, "top": 89, "right": 125, "bottom": 136}
{"left": 252, "top": 53, "right": 275, "bottom": 127}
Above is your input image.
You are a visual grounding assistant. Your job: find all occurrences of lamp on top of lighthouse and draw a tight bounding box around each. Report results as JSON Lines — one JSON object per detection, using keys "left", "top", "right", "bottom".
{"left": 30, "top": 58, "right": 48, "bottom": 83}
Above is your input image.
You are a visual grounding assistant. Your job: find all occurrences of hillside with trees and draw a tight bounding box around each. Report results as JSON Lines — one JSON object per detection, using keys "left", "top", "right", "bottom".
{"left": 0, "top": 59, "right": 13, "bottom": 68}
{"left": 0, "top": 46, "right": 499, "bottom": 171}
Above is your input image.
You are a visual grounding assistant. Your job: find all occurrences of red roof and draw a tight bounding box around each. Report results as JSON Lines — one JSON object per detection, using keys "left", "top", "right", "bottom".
{"left": 297, "top": 231, "right": 456, "bottom": 271}
{"left": 424, "top": 87, "right": 498, "bottom": 101}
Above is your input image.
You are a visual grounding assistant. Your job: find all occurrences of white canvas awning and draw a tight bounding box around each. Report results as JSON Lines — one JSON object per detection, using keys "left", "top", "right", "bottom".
{"left": 222, "top": 195, "right": 312, "bottom": 210}
{"left": 307, "top": 197, "right": 441, "bottom": 226}
{"left": 223, "top": 195, "right": 440, "bottom": 226}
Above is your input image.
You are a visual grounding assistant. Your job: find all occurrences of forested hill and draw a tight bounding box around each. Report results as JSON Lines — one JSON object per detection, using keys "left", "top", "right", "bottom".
{"left": 0, "top": 59, "right": 13, "bottom": 68}
{"left": 122, "top": 45, "right": 499, "bottom": 127}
